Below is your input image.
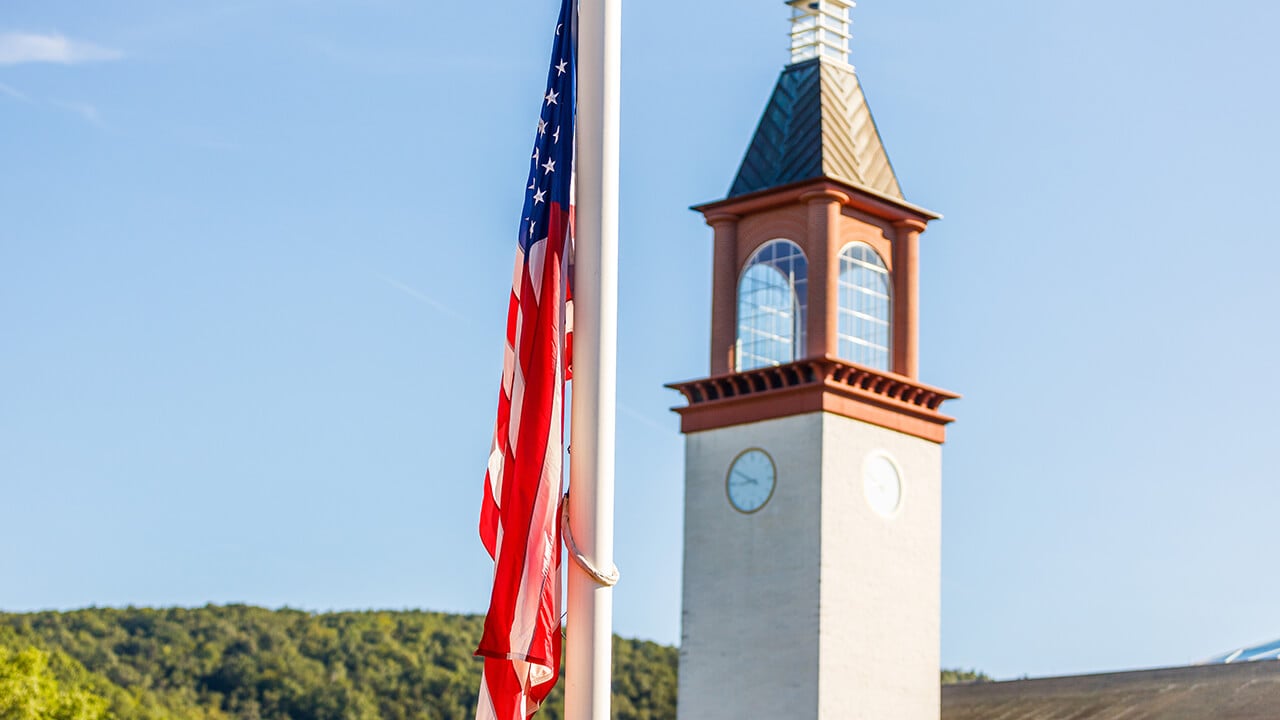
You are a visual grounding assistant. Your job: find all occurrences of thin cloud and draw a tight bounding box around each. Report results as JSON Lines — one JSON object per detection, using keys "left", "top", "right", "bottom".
{"left": 0, "top": 85, "right": 102, "bottom": 127}
{"left": 0, "top": 32, "right": 123, "bottom": 66}
{"left": 0, "top": 81, "right": 29, "bottom": 102}
{"left": 618, "top": 402, "right": 673, "bottom": 435}
{"left": 51, "top": 100, "right": 103, "bottom": 126}
{"left": 379, "top": 273, "right": 464, "bottom": 320}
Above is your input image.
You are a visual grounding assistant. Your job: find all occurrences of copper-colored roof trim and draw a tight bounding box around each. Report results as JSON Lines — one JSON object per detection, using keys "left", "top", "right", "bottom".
{"left": 666, "top": 356, "right": 959, "bottom": 442}
{"left": 692, "top": 177, "right": 941, "bottom": 226}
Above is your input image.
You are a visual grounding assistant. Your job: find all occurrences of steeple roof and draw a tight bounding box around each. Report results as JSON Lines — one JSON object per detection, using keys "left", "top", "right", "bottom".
{"left": 729, "top": 58, "right": 903, "bottom": 200}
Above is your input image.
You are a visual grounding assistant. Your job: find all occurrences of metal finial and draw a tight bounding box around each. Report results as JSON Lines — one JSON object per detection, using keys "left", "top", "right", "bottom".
{"left": 787, "top": 0, "right": 854, "bottom": 66}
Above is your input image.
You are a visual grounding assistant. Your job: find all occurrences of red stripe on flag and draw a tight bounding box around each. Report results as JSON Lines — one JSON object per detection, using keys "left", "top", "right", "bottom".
{"left": 477, "top": 204, "right": 571, "bottom": 719}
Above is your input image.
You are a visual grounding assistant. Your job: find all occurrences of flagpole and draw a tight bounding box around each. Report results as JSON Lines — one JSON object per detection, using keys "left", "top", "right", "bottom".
{"left": 566, "top": 0, "right": 620, "bottom": 716}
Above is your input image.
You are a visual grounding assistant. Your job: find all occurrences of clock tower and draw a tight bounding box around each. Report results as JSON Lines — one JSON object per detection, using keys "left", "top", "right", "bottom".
{"left": 668, "top": 2, "right": 959, "bottom": 719}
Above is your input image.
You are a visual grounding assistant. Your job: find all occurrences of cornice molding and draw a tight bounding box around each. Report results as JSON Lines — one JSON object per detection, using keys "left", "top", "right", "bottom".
{"left": 666, "top": 356, "right": 959, "bottom": 443}
{"left": 694, "top": 178, "right": 940, "bottom": 227}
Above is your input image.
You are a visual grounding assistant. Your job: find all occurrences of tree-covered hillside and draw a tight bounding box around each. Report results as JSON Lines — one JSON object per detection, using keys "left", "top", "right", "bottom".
{"left": 0, "top": 606, "right": 674, "bottom": 720}
{"left": 940, "top": 668, "right": 992, "bottom": 685}
{"left": 1, "top": 606, "right": 986, "bottom": 719}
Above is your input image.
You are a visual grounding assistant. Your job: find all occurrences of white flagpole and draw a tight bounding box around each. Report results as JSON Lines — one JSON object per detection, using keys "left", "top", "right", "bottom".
{"left": 566, "top": 0, "right": 620, "bottom": 716}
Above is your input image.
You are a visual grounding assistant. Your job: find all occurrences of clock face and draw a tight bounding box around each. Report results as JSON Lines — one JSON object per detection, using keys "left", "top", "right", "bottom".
{"left": 863, "top": 452, "right": 902, "bottom": 517}
{"left": 726, "top": 448, "right": 776, "bottom": 514}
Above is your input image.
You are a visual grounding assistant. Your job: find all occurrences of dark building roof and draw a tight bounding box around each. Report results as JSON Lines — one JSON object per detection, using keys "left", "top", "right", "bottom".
{"left": 729, "top": 58, "right": 902, "bottom": 200}
{"left": 942, "top": 659, "right": 1280, "bottom": 720}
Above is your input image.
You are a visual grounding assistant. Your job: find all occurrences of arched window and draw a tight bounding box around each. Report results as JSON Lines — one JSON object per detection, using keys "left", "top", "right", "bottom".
{"left": 838, "top": 242, "right": 892, "bottom": 370}
{"left": 736, "top": 240, "right": 808, "bottom": 371}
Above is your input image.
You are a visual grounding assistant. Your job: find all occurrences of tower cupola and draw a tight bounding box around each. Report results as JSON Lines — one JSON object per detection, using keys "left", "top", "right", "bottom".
{"left": 788, "top": 0, "right": 854, "bottom": 65}
{"left": 672, "top": 0, "right": 956, "bottom": 439}
{"left": 733, "top": 0, "right": 902, "bottom": 200}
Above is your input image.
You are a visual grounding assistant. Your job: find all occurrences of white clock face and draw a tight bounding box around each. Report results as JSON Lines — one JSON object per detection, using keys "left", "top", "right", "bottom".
{"left": 726, "top": 448, "right": 776, "bottom": 514}
{"left": 863, "top": 452, "right": 902, "bottom": 517}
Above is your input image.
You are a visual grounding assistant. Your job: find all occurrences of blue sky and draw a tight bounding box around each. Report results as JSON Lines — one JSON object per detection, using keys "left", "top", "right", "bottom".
{"left": 2, "top": 0, "right": 1278, "bottom": 681}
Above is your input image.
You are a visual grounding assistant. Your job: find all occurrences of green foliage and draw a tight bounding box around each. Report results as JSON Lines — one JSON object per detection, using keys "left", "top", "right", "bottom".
{"left": 0, "top": 645, "right": 108, "bottom": 720}
{"left": 0, "top": 607, "right": 677, "bottom": 720}
{"left": 609, "top": 636, "right": 677, "bottom": 720}
{"left": 941, "top": 668, "right": 992, "bottom": 685}
{"left": 1, "top": 606, "right": 980, "bottom": 719}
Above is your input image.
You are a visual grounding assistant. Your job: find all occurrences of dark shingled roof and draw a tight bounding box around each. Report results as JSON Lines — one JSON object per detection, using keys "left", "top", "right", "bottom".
{"left": 729, "top": 58, "right": 902, "bottom": 200}
{"left": 942, "top": 659, "right": 1280, "bottom": 720}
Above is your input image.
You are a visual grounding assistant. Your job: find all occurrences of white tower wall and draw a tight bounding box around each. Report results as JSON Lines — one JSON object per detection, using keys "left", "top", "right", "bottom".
{"left": 679, "top": 413, "right": 823, "bottom": 720}
{"left": 819, "top": 412, "right": 941, "bottom": 720}
{"left": 678, "top": 411, "right": 941, "bottom": 720}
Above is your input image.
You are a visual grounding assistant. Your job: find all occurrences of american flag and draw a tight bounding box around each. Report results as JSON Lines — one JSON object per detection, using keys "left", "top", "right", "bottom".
{"left": 475, "top": 1, "right": 576, "bottom": 719}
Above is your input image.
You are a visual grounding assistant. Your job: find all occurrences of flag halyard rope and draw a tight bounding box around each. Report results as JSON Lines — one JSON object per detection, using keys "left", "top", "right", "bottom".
{"left": 561, "top": 494, "right": 620, "bottom": 587}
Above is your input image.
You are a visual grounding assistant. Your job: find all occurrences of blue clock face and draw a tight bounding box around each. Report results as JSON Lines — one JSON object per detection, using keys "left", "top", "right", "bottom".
{"left": 726, "top": 449, "right": 776, "bottom": 514}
